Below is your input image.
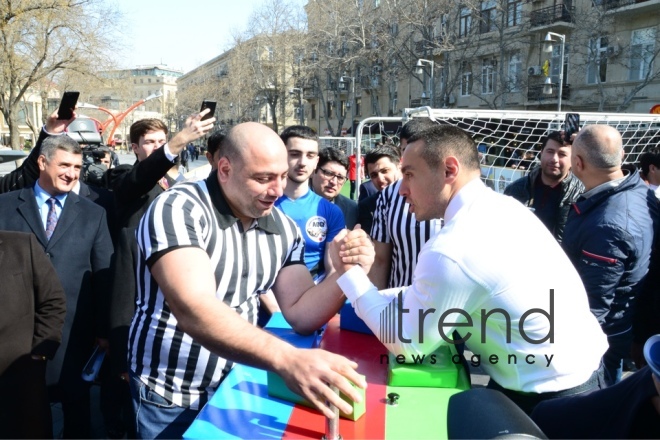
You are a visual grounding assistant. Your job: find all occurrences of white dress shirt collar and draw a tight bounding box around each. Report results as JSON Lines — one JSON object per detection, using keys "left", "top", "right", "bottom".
{"left": 444, "top": 177, "right": 485, "bottom": 224}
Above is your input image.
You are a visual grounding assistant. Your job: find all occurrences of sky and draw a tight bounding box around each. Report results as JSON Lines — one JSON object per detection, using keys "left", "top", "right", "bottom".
{"left": 113, "top": 0, "right": 306, "bottom": 74}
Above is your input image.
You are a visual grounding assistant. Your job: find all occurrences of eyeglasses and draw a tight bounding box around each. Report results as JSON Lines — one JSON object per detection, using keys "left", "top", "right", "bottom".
{"left": 318, "top": 167, "right": 347, "bottom": 184}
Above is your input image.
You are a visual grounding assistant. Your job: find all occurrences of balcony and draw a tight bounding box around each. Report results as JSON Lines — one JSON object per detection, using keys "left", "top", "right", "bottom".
{"left": 410, "top": 97, "right": 445, "bottom": 108}
{"left": 527, "top": 83, "right": 571, "bottom": 101}
{"left": 594, "top": 0, "right": 658, "bottom": 15}
{"left": 303, "top": 87, "right": 317, "bottom": 100}
{"left": 415, "top": 36, "right": 444, "bottom": 53}
{"left": 530, "top": 4, "right": 574, "bottom": 28}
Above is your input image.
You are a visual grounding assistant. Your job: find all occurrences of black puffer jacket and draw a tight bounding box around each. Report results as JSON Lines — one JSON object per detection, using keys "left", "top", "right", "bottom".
{"left": 504, "top": 167, "right": 584, "bottom": 243}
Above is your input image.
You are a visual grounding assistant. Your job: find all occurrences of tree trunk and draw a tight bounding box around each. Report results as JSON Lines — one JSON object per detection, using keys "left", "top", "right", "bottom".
{"left": 7, "top": 110, "right": 22, "bottom": 151}
{"left": 270, "top": 101, "right": 279, "bottom": 133}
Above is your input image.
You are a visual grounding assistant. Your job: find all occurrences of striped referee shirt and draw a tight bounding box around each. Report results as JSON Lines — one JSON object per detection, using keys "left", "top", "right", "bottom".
{"left": 371, "top": 179, "right": 443, "bottom": 288}
{"left": 128, "top": 173, "right": 305, "bottom": 409}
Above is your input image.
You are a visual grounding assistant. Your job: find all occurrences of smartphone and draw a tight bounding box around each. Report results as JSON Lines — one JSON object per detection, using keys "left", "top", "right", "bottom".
{"left": 57, "top": 91, "right": 80, "bottom": 120}
{"left": 564, "top": 113, "right": 580, "bottom": 142}
{"left": 200, "top": 100, "right": 216, "bottom": 121}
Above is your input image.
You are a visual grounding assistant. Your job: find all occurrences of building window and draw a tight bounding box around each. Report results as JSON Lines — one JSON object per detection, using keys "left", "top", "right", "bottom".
{"left": 374, "top": 0, "right": 380, "bottom": 6}
{"left": 459, "top": 7, "right": 472, "bottom": 38}
{"left": 327, "top": 101, "right": 333, "bottom": 119}
{"left": 508, "top": 52, "right": 522, "bottom": 91}
{"left": 371, "top": 94, "right": 380, "bottom": 115}
{"left": 391, "top": 21, "right": 399, "bottom": 37}
{"left": 587, "top": 37, "right": 608, "bottom": 84}
{"left": 460, "top": 62, "right": 472, "bottom": 96}
{"left": 480, "top": 0, "right": 497, "bottom": 34}
{"left": 507, "top": 0, "right": 522, "bottom": 27}
{"left": 355, "top": 97, "right": 362, "bottom": 116}
{"left": 340, "top": 100, "right": 346, "bottom": 118}
{"left": 551, "top": 45, "right": 569, "bottom": 87}
{"left": 630, "top": 27, "right": 656, "bottom": 81}
{"left": 482, "top": 57, "right": 497, "bottom": 94}
{"left": 311, "top": 104, "right": 316, "bottom": 120}
{"left": 438, "top": 14, "right": 448, "bottom": 40}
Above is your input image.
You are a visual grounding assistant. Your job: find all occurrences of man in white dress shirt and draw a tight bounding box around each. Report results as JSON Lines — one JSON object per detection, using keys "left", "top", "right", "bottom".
{"left": 333, "top": 123, "right": 608, "bottom": 414}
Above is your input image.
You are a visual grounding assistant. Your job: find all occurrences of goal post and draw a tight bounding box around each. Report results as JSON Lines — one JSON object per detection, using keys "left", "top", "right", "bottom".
{"left": 319, "top": 137, "right": 357, "bottom": 156}
{"left": 353, "top": 107, "right": 660, "bottom": 195}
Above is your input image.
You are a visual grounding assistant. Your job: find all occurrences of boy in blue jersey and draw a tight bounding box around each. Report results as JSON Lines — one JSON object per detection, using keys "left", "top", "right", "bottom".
{"left": 276, "top": 126, "right": 345, "bottom": 282}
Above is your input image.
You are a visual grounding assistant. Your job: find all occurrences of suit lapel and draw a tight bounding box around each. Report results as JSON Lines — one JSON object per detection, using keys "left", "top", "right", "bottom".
{"left": 78, "top": 182, "right": 91, "bottom": 199}
{"left": 17, "top": 188, "right": 49, "bottom": 248}
{"left": 47, "top": 192, "right": 81, "bottom": 249}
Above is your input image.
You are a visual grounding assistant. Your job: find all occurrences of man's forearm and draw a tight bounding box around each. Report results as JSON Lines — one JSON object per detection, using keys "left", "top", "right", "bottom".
{"left": 173, "top": 287, "right": 298, "bottom": 374}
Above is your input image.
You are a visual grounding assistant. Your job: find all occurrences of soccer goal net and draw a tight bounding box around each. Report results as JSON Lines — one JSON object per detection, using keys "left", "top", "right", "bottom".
{"left": 397, "top": 108, "right": 660, "bottom": 193}
{"left": 319, "top": 137, "right": 357, "bottom": 156}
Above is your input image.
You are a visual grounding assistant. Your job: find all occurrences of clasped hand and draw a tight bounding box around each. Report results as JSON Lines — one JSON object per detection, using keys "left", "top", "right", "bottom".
{"left": 327, "top": 225, "right": 375, "bottom": 275}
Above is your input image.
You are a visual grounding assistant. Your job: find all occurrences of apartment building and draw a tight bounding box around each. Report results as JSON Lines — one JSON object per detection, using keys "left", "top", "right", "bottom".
{"left": 76, "top": 65, "right": 182, "bottom": 146}
{"left": 303, "top": 0, "right": 660, "bottom": 135}
{"left": 176, "top": 34, "right": 302, "bottom": 133}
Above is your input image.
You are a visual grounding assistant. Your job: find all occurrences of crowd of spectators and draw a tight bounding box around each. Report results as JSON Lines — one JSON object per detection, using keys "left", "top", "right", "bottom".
{"left": 0, "top": 110, "right": 658, "bottom": 439}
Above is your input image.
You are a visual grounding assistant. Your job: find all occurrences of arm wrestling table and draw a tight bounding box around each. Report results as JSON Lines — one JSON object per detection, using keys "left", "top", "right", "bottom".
{"left": 184, "top": 311, "right": 470, "bottom": 439}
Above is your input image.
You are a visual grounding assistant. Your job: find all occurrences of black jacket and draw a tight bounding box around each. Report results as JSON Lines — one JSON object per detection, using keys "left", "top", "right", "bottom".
{"left": 108, "top": 147, "right": 177, "bottom": 230}
{"left": 0, "top": 129, "right": 48, "bottom": 194}
{"left": 504, "top": 167, "right": 583, "bottom": 243}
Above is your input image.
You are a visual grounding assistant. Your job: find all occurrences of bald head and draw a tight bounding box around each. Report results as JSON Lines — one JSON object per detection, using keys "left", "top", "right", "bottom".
{"left": 573, "top": 125, "right": 623, "bottom": 170}
{"left": 224, "top": 122, "right": 287, "bottom": 165}
{"left": 217, "top": 122, "right": 289, "bottom": 226}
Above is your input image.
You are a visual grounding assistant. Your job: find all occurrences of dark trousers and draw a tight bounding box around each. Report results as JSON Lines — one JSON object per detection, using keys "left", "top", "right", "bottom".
{"left": 602, "top": 330, "right": 633, "bottom": 386}
{"left": 487, "top": 363, "right": 605, "bottom": 415}
{"left": 101, "top": 370, "right": 137, "bottom": 438}
{"left": 49, "top": 383, "right": 92, "bottom": 439}
{"left": 0, "top": 357, "right": 52, "bottom": 438}
{"left": 350, "top": 180, "right": 357, "bottom": 199}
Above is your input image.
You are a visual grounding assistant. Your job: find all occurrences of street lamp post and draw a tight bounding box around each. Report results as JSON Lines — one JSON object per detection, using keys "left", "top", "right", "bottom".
{"left": 415, "top": 59, "right": 435, "bottom": 107}
{"left": 290, "top": 88, "right": 304, "bottom": 125}
{"left": 339, "top": 76, "right": 355, "bottom": 136}
{"left": 543, "top": 32, "right": 566, "bottom": 112}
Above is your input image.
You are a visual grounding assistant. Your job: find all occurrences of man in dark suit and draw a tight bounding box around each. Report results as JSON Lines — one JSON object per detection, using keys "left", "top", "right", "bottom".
{"left": 0, "top": 231, "right": 66, "bottom": 438}
{"left": 0, "top": 135, "right": 113, "bottom": 438}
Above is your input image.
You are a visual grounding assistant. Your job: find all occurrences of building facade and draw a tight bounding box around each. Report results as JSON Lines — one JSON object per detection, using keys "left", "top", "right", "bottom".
{"left": 302, "top": 0, "right": 660, "bottom": 136}
{"left": 75, "top": 65, "right": 182, "bottom": 147}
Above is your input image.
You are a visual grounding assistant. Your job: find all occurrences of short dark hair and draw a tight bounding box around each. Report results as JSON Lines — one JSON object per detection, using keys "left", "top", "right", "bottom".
{"left": 540, "top": 131, "right": 566, "bottom": 151}
{"left": 400, "top": 118, "right": 437, "bottom": 142}
{"left": 280, "top": 125, "right": 318, "bottom": 145}
{"left": 406, "top": 124, "right": 479, "bottom": 171}
{"left": 365, "top": 146, "right": 400, "bottom": 169}
{"left": 130, "top": 119, "right": 168, "bottom": 144}
{"left": 207, "top": 129, "right": 227, "bottom": 157}
{"left": 318, "top": 147, "right": 348, "bottom": 171}
{"left": 639, "top": 147, "right": 660, "bottom": 176}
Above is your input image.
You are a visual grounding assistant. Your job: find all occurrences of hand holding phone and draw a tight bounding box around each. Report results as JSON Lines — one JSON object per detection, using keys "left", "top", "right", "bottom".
{"left": 200, "top": 100, "right": 216, "bottom": 121}
{"left": 57, "top": 91, "right": 80, "bottom": 120}
{"left": 564, "top": 113, "right": 580, "bottom": 143}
